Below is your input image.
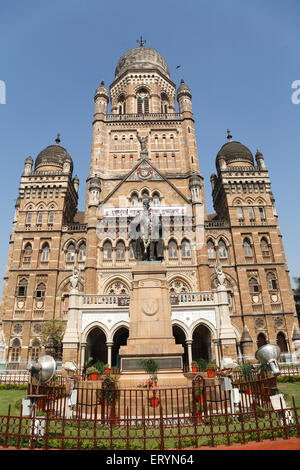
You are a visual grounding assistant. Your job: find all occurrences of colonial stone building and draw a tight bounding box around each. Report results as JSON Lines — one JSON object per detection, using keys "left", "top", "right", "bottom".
{"left": 0, "top": 43, "right": 299, "bottom": 371}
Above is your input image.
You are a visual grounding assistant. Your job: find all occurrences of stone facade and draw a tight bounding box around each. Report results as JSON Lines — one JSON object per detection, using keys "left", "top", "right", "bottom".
{"left": 0, "top": 44, "right": 298, "bottom": 372}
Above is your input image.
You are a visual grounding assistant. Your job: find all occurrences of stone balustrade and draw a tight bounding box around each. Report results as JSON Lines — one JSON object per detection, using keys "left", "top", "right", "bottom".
{"left": 81, "top": 291, "right": 217, "bottom": 308}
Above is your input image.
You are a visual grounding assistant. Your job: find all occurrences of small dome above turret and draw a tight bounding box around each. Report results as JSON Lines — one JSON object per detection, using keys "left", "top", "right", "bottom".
{"left": 94, "top": 80, "right": 109, "bottom": 102}
{"left": 88, "top": 175, "right": 101, "bottom": 190}
{"left": 35, "top": 134, "right": 73, "bottom": 173}
{"left": 177, "top": 79, "right": 192, "bottom": 99}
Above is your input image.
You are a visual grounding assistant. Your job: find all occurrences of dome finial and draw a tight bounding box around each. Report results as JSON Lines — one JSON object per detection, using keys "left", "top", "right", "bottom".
{"left": 55, "top": 133, "right": 61, "bottom": 145}
{"left": 136, "top": 35, "right": 146, "bottom": 47}
{"left": 226, "top": 129, "right": 232, "bottom": 142}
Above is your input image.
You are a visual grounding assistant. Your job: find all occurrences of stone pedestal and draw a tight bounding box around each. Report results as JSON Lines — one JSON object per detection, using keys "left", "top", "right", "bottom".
{"left": 216, "top": 284, "right": 237, "bottom": 361}
{"left": 62, "top": 289, "right": 81, "bottom": 366}
{"left": 119, "top": 263, "right": 188, "bottom": 387}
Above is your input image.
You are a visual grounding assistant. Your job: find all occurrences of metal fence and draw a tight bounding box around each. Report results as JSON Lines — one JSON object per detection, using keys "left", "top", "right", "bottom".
{"left": 0, "top": 398, "right": 299, "bottom": 450}
{"left": 26, "top": 373, "right": 278, "bottom": 421}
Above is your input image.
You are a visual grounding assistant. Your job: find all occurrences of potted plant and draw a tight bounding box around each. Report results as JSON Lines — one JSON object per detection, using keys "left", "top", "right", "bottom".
{"left": 194, "top": 384, "right": 204, "bottom": 404}
{"left": 86, "top": 366, "right": 99, "bottom": 381}
{"left": 94, "top": 360, "right": 105, "bottom": 379}
{"left": 197, "top": 358, "right": 207, "bottom": 372}
{"left": 191, "top": 361, "right": 198, "bottom": 372}
{"left": 83, "top": 356, "right": 93, "bottom": 379}
{"left": 206, "top": 362, "right": 217, "bottom": 378}
{"left": 139, "top": 359, "right": 160, "bottom": 407}
{"left": 104, "top": 363, "right": 111, "bottom": 375}
{"left": 102, "top": 376, "right": 119, "bottom": 406}
{"left": 238, "top": 361, "right": 255, "bottom": 394}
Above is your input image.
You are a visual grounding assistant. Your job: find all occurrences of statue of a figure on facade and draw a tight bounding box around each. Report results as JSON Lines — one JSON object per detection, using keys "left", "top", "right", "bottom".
{"left": 129, "top": 199, "right": 164, "bottom": 261}
{"left": 70, "top": 266, "right": 81, "bottom": 290}
{"left": 214, "top": 264, "right": 226, "bottom": 287}
{"left": 136, "top": 132, "right": 149, "bottom": 156}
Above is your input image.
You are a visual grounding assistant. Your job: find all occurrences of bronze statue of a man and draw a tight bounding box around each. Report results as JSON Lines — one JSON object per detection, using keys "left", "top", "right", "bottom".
{"left": 129, "top": 199, "right": 164, "bottom": 261}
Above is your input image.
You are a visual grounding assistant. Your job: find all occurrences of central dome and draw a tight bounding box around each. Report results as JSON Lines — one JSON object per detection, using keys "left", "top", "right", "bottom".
{"left": 115, "top": 46, "right": 170, "bottom": 79}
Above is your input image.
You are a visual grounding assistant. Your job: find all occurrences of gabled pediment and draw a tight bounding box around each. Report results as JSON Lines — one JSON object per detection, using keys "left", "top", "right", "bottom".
{"left": 100, "top": 157, "right": 191, "bottom": 206}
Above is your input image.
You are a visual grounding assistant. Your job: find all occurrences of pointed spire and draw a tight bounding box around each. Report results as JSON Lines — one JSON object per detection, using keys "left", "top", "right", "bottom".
{"left": 55, "top": 133, "right": 61, "bottom": 145}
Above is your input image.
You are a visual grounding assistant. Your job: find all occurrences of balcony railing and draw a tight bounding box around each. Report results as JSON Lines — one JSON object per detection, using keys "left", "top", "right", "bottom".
{"left": 104, "top": 112, "right": 182, "bottom": 122}
{"left": 81, "top": 291, "right": 216, "bottom": 308}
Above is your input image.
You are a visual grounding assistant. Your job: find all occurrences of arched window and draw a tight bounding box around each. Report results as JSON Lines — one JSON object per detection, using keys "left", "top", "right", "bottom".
{"left": 267, "top": 272, "right": 278, "bottom": 291}
{"left": 37, "top": 212, "right": 43, "bottom": 224}
{"left": 114, "top": 136, "right": 118, "bottom": 151}
{"left": 103, "top": 241, "right": 112, "bottom": 260}
{"left": 31, "top": 339, "right": 40, "bottom": 361}
{"left": 257, "top": 333, "right": 267, "bottom": 349}
{"left": 23, "top": 243, "right": 32, "bottom": 263}
{"left": 26, "top": 212, "right": 32, "bottom": 225}
{"left": 116, "top": 241, "right": 125, "bottom": 260}
{"left": 260, "top": 237, "right": 270, "bottom": 257}
{"left": 141, "top": 189, "right": 149, "bottom": 202}
{"left": 129, "top": 242, "right": 135, "bottom": 260}
{"left": 152, "top": 192, "right": 160, "bottom": 206}
{"left": 160, "top": 93, "right": 169, "bottom": 113}
{"left": 16, "top": 278, "right": 28, "bottom": 297}
{"left": 168, "top": 240, "right": 178, "bottom": 258}
{"left": 218, "top": 240, "right": 227, "bottom": 258}
{"left": 66, "top": 243, "right": 76, "bottom": 262}
{"left": 207, "top": 240, "right": 216, "bottom": 259}
{"left": 11, "top": 339, "right": 21, "bottom": 362}
{"left": 78, "top": 242, "right": 87, "bottom": 262}
{"left": 249, "top": 277, "right": 260, "bottom": 293}
{"left": 118, "top": 95, "right": 126, "bottom": 114}
{"left": 35, "top": 283, "right": 46, "bottom": 299}
{"left": 41, "top": 243, "right": 50, "bottom": 262}
{"left": 137, "top": 88, "right": 149, "bottom": 114}
{"left": 48, "top": 211, "right": 54, "bottom": 224}
{"left": 243, "top": 238, "right": 252, "bottom": 257}
{"left": 131, "top": 193, "right": 139, "bottom": 207}
{"left": 182, "top": 239, "right": 191, "bottom": 258}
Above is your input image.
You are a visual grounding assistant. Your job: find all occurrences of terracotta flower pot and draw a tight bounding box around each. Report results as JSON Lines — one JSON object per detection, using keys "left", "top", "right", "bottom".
{"left": 207, "top": 369, "right": 216, "bottom": 378}
{"left": 150, "top": 397, "right": 159, "bottom": 408}
{"left": 192, "top": 366, "right": 198, "bottom": 372}
{"left": 105, "top": 368, "right": 111, "bottom": 375}
{"left": 90, "top": 372, "right": 98, "bottom": 381}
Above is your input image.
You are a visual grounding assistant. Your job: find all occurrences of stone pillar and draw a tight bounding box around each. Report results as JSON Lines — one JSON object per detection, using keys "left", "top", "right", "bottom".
{"left": 106, "top": 342, "right": 113, "bottom": 368}
{"left": 186, "top": 339, "right": 193, "bottom": 372}
{"left": 216, "top": 284, "right": 237, "bottom": 360}
{"left": 62, "top": 286, "right": 82, "bottom": 366}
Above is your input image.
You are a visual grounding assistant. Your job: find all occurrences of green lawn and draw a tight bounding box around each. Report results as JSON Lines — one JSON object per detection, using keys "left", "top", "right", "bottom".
{"left": 0, "top": 389, "right": 27, "bottom": 415}
{"left": 277, "top": 382, "right": 300, "bottom": 407}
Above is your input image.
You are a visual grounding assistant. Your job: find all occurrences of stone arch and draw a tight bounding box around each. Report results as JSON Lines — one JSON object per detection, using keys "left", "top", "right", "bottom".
{"left": 83, "top": 324, "right": 108, "bottom": 365}
{"left": 191, "top": 322, "right": 213, "bottom": 363}
{"left": 277, "top": 331, "right": 289, "bottom": 353}
{"left": 168, "top": 275, "right": 192, "bottom": 294}
{"left": 172, "top": 323, "right": 188, "bottom": 366}
{"left": 111, "top": 325, "right": 129, "bottom": 368}
{"left": 103, "top": 276, "right": 130, "bottom": 295}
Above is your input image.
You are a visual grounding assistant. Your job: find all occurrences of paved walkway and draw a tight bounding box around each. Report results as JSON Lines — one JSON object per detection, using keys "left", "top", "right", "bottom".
{"left": 193, "top": 437, "right": 300, "bottom": 450}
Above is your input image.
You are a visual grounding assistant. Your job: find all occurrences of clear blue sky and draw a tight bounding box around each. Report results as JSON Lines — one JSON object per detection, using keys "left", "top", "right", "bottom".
{"left": 0, "top": 0, "right": 299, "bottom": 291}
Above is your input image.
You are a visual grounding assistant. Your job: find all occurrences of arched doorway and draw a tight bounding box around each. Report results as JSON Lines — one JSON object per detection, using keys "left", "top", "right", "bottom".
{"left": 192, "top": 324, "right": 211, "bottom": 363}
{"left": 112, "top": 327, "right": 129, "bottom": 368}
{"left": 277, "top": 332, "right": 288, "bottom": 353}
{"left": 172, "top": 325, "right": 188, "bottom": 366}
{"left": 86, "top": 327, "right": 107, "bottom": 364}
{"left": 257, "top": 333, "right": 267, "bottom": 349}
